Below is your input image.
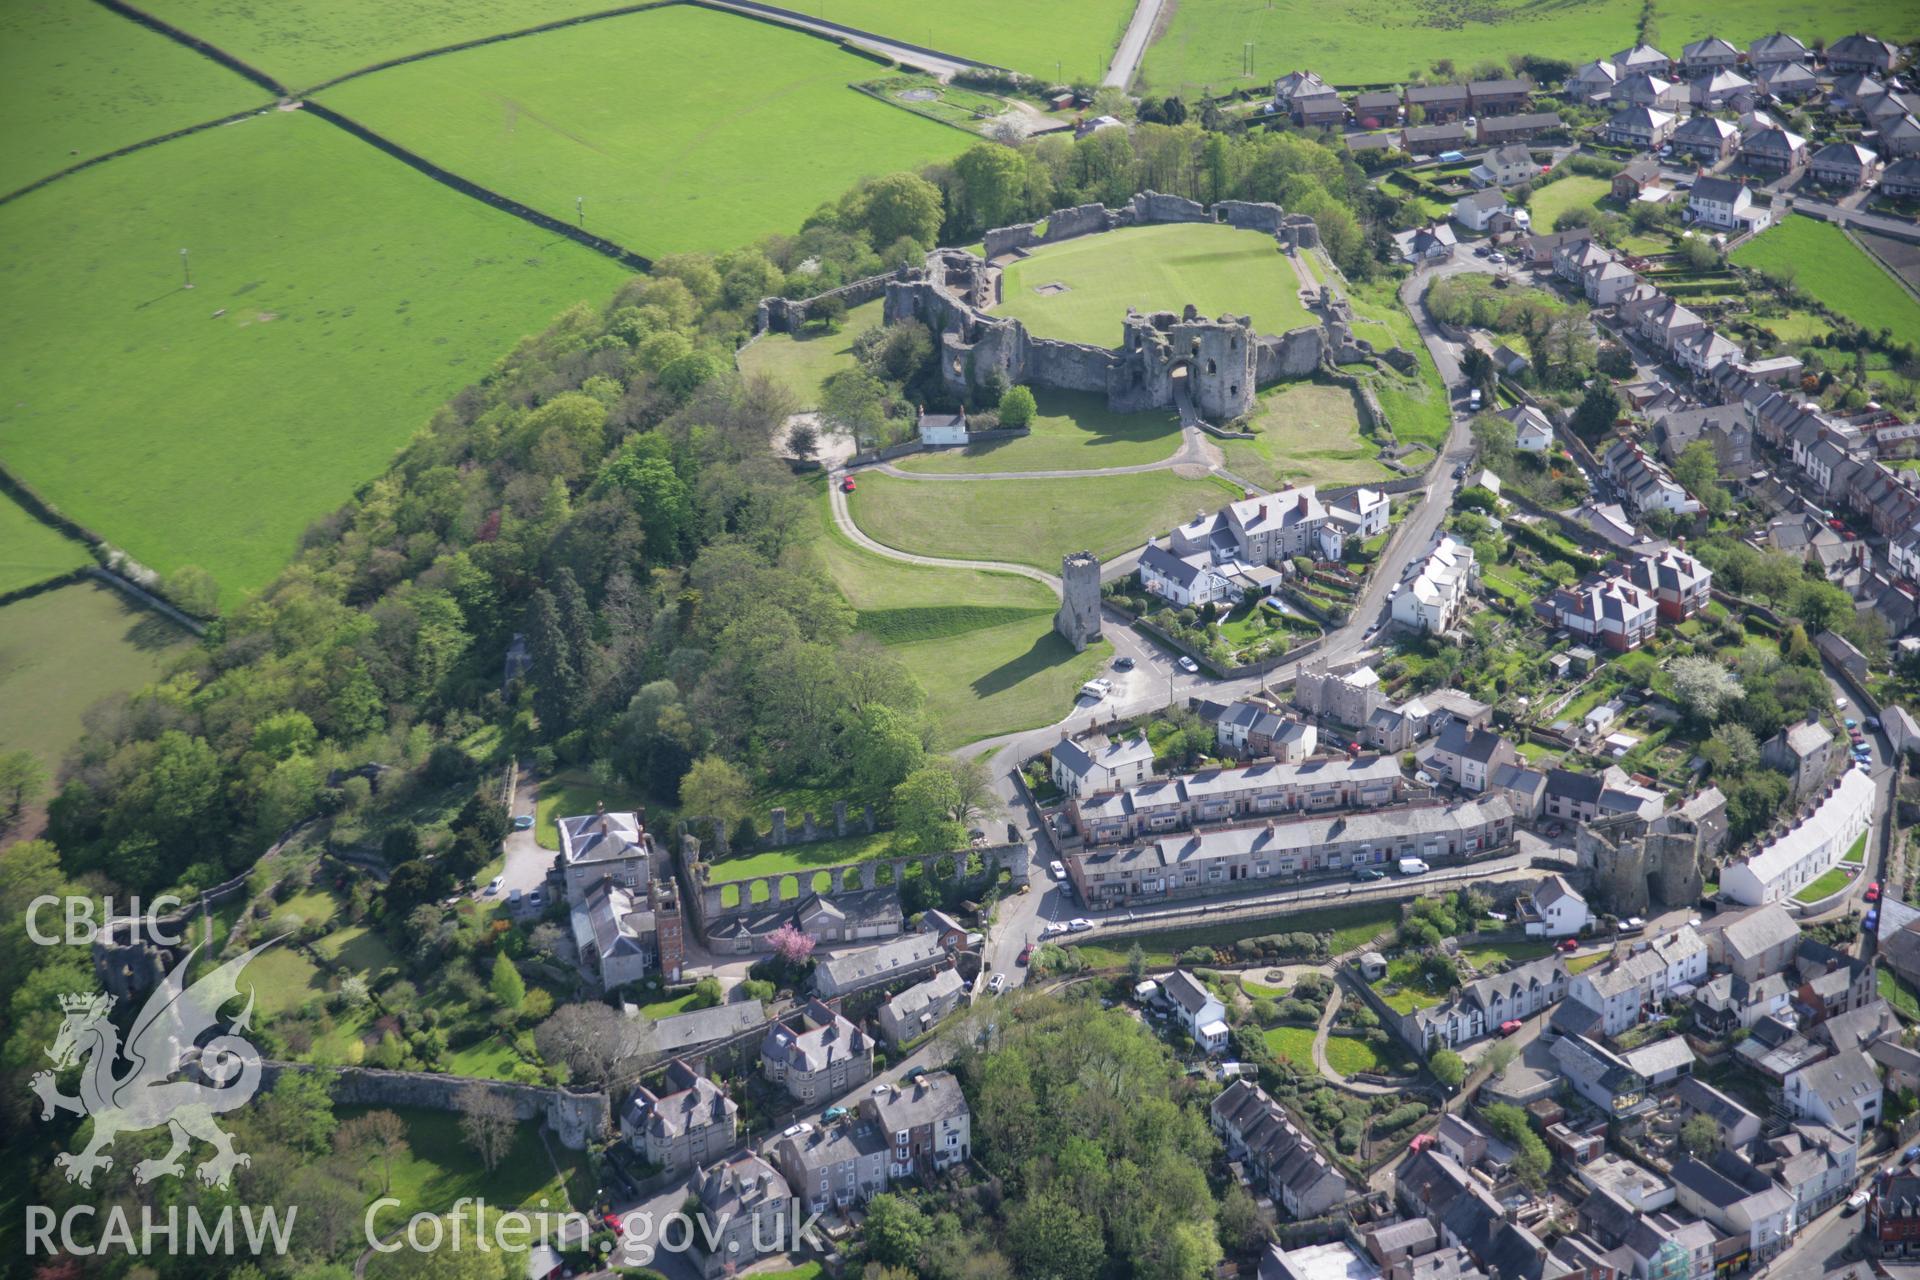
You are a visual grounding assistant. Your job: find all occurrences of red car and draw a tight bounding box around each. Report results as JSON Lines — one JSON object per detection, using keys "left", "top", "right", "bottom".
{"left": 1409, "top": 1133, "right": 1435, "bottom": 1153}
{"left": 1556, "top": 938, "right": 1580, "bottom": 952}
{"left": 1017, "top": 944, "right": 1033, "bottom": 966}
{"left": 1867, "top": 882, "right": 1882, "bottom": 903}
{"left": 841, "top": 476, "right": 857, "bottom": 493}
{"left": 1499, "top": 1019, "right": 1523, "bottom": 1036}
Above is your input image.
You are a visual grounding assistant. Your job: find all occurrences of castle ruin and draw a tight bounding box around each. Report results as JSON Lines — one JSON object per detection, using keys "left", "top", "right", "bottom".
{"left": 1056, "top": 551, "right": 1103, "bottom": 651}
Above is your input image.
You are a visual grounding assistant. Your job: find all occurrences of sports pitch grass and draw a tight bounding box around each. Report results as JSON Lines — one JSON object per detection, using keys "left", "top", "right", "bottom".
{"left": 0, "top": 580, "right": 192, "bottom": 773}
{"left": 321, "top": 6, "right": 974, "bottom": 258}
{"left": 1, "top": 0, "right": 264, "bottom": 194}
{"left": 1733, "top": 216, "right": 1920, "bottom": 342}
{"left": 0, "top": 492, "right": 90, "bottom": 595}
{"left": 846, "top": 469, "right": 1242, "bottom": 573}
{"left": 811, "top": 488, "right": 1107, "bottom": 746}
{"left": 0, "top": 110, "right": 625, "bottom": 602}
{"left": 893, "top": 388, "right": 1183, "bottom": 473}
{"left": 995, "top": 223, "right": 1314, "bottom": 348}
{"left": 737, "top": 298, "right": 885, "bottom": 409}
{"left": 1219, "top": 381, "right": 1393, "bottom": 489}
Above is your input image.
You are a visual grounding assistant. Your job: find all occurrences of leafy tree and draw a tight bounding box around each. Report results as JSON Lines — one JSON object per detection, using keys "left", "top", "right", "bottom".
{"left": 335, "top": 1109, "right": 410, "bottom": 1194}
{"left": 1570, "top": 382, "right": 1621, "bottom": 441}
{"left": 821, "top": 366, "right": 890, "bottom": 447}
{"left": 1673, "top": 440, "right": 1731, "bottom": 515}
{"left": 998, "top": 385, "right": 1037, "bottom": 429}
{"left": 893, "top": 766, "right": 966, "bottom": 853}
{"left": 1430, "top": 1048, "right": 1466, "bottom": 1088}
{"left": 853, "top": 172, "right": 944, "bottom": 249}
{"left": 851, "top": 704, "right": 926, "bottom": 796}
{"left": 864, "top": 1193, "right": 930, "bottom": 1268}
{"left": 1681, "top": 1112, "right": 1720, "bottom": 1157}
{"left": 1007, "top": 1197, "right": 1103, "bottom": 1280}
{"left": 768, "top": 922, "right": 817, "bottom": 965}
{"left": 0, "top": 750, "right": 47, "bottom": 820}
{"left": 679, "top": 755, "right": 751, "bottom": 830}
{"left": 1669, "top": 655, "right": 1742, "bottom": 724}
{"left": 490, "top": 952, "right": 525, "bottom": 1009}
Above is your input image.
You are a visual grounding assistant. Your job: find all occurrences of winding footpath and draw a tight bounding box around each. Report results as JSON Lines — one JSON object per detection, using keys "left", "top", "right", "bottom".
{"left": 1310, "top": 977, "right": 1403, "bottom": 1096}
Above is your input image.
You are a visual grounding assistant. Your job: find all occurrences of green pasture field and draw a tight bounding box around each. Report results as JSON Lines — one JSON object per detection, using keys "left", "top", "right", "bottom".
{"left": 737, "top": 298, "right": 885, "bottom": 408}
{"left": 0, "top": 0, "right": 264, "bottom": 194}
{"left": 1733, "top": 216, "right": 1920, "bottom": 340}
{"left": 810, "top": 488, "right": 1109, "bottom": 746}
{"left": 0, "top": 581, "right": 191, "bottom": 773}
{"left": 893, "top": 388, "right": 1183, "bottom": 473}
{"left": 0, "top": 110, "right": 625, "bottom": 603}
{"left": 322, "top": 6, "right": 974, "bottom": 258}
{"left": 1526, "top": 176, "right": 1610, "bottom": 233}
{"left": 1219, "top": 381, "right": 1391, "bottom": 489}
{"left": 846, "top": 469, "right": 1241, "bottom": 572}
{"left": 1653, "top": 0, "right": 1920, "bottom": 56}
{"left": 995, "top": 223, "right": 1313, "bottom": 347}
{"left": 821, "top": 0, "right": 1132, "bottom": 81}
{"left": 1138, "top": 0, "right": 1640, "bottom": 93}
{"left": 1343, "top": 274, "right": 1452, "bottom": 451}
{"left": 0, "top": 493, "right": 90, "bottom": 595}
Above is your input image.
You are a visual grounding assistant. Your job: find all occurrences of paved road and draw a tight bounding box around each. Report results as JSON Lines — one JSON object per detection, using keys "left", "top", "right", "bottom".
{"left": 1102, "top": 0, "right": 1164, "bottom": 89}
{"left": 702, "top": 0, "right": 979, "bottom": 79}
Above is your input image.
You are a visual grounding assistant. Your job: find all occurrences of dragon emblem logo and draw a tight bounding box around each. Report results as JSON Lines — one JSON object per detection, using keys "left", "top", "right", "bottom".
{"left": 31, "top": 939, "right": 277, "bottom": 1189}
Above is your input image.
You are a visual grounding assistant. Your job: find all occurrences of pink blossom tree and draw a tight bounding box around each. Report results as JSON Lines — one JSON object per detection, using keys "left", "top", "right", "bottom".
{"left": 768, "top": 922, "right": 817, "bottom": 965}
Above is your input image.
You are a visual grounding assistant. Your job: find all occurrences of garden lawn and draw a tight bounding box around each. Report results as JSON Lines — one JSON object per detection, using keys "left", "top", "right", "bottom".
{"left": 1325, "top": 1032, "right": 1389, "bottom": 1075}
{"left": 1219, "top": 381, "right": 1392, "bottom": 488}
{"left": 536, "top": 767, "right": 656, "bottom": 849}
{"left": 1263, "top": 1025, "right": 1317, "bottom": 1067}
{"left": 1568, "top": 951, "right": 1607, "bottom": 974}
{"left": 1733, "top": 216, "right": 1920, "bottom": 340}
{"left": 0, "top": 582, "right": 191, "bottom": 775}
{"left": 1526, "top": 176, "right": 1609, "bottom": 235}
{"left": 0, "top": 110, "right": 623, "bottom": 604}
{"left": 1844, "top": 831, "right": 1869, "bottom": 866}
{"left": 1881, "top": 966, "right": 1920, "bottom": 1021}
{"left": 847, "top": 470, "right": 1240, "bottom": 572}
{"left": 1373, "top": 957, "right": 1446, "bottom": 1013}
{"left": 341, "top": 1104, "right": 583, "bottom": 1220}
{"left": 247, "top": 947, "right": 330, "bottom": 1016}
{"left": 1761, "top": 310, "right": 1835, "bottom": 344}
{"left": 1072, "top": 902, "right": 1397, "bottom": 968}
{"left": 1139, "top": 0, "right": 1641, "bottom": 91}
{"left": 995, "top": 224, "right": 1314, "bottom": 347}
{"left": 0, "top": 493, "right": 89, "bottom": 594}
{"left": 0, "top": 0, "right": 264, "bottom": 193}
{"left": 312, "top": 923, "right": 403, "bottom": 979}
{"left": 810, "top": 486, "right": 1109, "bottom": 746}
{"left": 894, "top": 389, "right": 1182, "bottom": 473}
{"left": 1792, "top": 865, "right": 1854, "bottom": 904}
{"left": 1460, "top": 939, "right": 1552, "bottom": 971}
{"left": 321, "top": 6, "right": 973, "bottom": 258}
{"left": 737, "top": 299, "right": 884, "bottom": 409}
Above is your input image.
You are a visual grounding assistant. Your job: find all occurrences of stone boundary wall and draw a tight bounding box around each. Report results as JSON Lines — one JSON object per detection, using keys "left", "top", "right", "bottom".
{"left": 754, "top": 267, "right": 905, "bottom": 334}
{"left": 980, "top": 193, "right": 1319, "bottom": 263}
{"left": 253, "top": 1060, "right": 611, "bottom": 1149}
{"left": 846, "top": 425, "right": 1031, "bottom": 469}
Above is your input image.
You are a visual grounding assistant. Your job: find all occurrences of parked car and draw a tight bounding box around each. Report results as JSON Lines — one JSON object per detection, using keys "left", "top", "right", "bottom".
{"left": 822, "top": 1106, "right": 848, "bottom": 1122}
{"left": 485, "top": 876, "right": 503, "bottom": 895}
{"left": 1847, "top": 1187, "right": 1872, "bottom": 1214}
{"left": 1868, "top": 882, "right": 1882, "bottom": 903}
{"left": 1114, "top": 655, "right": 1135, "bottom": 670}
{"left": 512, "top": 814, "right": 534, "bottom": 830}
{"left": 1845, "top": 717, "right": 1859, "bottom": 729}
{"left": 1414, "top": 770, "right": 1435, "bottom": 786}
{"left": 1177, "top": 655, "right": 1199, "bottom": 674}
{"left": 1556, "top": 938, "right": 1580, "bottom": 952}
{"left": 528, "top": 889, "right": 544, "bottom": 908}
{"left": 1621, "top": 916, "right": 1646, "bottom": 934}
{"left": 988, "top": 974, "right": 1007, "bottom": 994}
{"left": 1049, "top": 860, "right": 1066, "bottom": 880}
{"left": 1543, "top": 823, "right": 1564, "bottom": 837}
{"left": 1396, "top": 857, "right": 1429, "bottom": 876}
{"left": 1354, "top": 867, "right": 1385, "bottom": 882}
{"left": 1017, "top": 944, "right": 1032, "bottom": 966}
{"left": 841, "top": 476, "right": 856, "bottom": 493}
{"left": 1498, "top": 1019, "right": 1523, "bottom": 1036}
{"left": 1867, "top": 717, "right": 1882, "bottom": 732}
{"left": 906, "top": 1066, "right": 928, "bottom": 1082}
{"left": 1068, "top": 918, "right": 1095, "bottom": 933}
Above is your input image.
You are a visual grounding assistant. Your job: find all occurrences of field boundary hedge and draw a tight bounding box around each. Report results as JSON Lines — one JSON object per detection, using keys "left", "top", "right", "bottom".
{"left": 299, "top": 101, "right": 653, "bottom": 271}
{"left": 0, "top": 105, "right": 271, "bottom": 208}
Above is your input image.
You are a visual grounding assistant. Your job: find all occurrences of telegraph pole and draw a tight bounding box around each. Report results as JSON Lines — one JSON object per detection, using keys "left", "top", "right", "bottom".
{"left": 575, "top": 196, "right": 584, "bottom": 228}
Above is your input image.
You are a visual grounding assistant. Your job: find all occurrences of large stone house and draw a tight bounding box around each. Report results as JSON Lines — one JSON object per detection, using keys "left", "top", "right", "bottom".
{"left": 877, "top": 968, "right": 967, "bottom": 1048}
{"left": 864, "top": 1071, "right": 971, "bottom": 1181}
{"left": 690, "top": 1155, "right": 791, "bottom": 1279}
{"left": 1170, "top": 488, "right": 1344, "bottom": 567}
{"left": 772, "top": 1120, "right": 887, "bottom": 1215}
{"left": 620, "top": 1060, "right": 737, "bottom": 1171}
{"left": 557, "top": 807, "right": 656, "bottom": 906}
{"left": 1518, "top": 874, "right": 1589, "bottom": 937}
{"left": 760, "top": 1000, "right": 874, "bottom": 1103}
{"left": 1627, "top": 547, "right": 1712, "bottom": 621}
{"left": 1421, "top": 721, "right": 1514, "bottom": 793}
{"left": 1050, "top": 731, "right": 1155, "bottom": 798}
{"left": 1760, "top": 719, "right": 1835, "bottom": 800}
{"left": 1535, "top": 571, "right": 1659, "bottom": 651}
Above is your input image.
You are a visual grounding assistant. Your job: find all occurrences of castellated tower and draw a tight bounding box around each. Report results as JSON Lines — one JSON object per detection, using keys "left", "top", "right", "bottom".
{"left": 1056, "top": 551, "right": 1102, "bottom": 652}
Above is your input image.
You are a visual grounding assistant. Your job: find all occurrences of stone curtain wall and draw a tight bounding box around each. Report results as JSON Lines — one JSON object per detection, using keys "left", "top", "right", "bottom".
{"left": 755, "top": 268, "right": 904, "bottom": 335}
{"left": 253, "top": 1060, "right": 610, "bottom": 1148}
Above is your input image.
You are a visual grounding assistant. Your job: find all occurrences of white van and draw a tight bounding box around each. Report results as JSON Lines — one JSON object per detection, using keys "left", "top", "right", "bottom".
{"left": 1397, "top": 857, "right": 1430, "bottom": 876}
{"left": 1079, "top": 679, "right": 1108, "bottom": 701}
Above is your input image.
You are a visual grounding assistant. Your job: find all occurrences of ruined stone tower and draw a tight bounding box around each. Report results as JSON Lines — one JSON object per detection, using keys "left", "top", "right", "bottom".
{"left": 1056, "top": 551, "right": 1102, "bottom": 652}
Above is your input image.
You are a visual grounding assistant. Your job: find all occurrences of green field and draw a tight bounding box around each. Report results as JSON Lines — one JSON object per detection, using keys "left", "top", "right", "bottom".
{"left": 1653, "top": 0, "right": 1920, "bottom": 57}
{"left": 341, "top": 1104, "right": 583, "bottom": 1221}
{"left": 1219, "top": 381, "right": 1391, "bottom": 488}
{"left": 1526, "top": 176, "right": 1610, "bottom": 234}
{"left": 846, "top": 469, "right": 1241, "bottom": 572}
{"left": 139, "top": 0, "right": 1131, "bottom": 89}
{"left": 812, "top": 490, "right": 1108, "bottom": 746}
{"left": 0, "top": 493, "right": 90, "bottom": 595}
{"left": 1139, "top": 0, "right": 1640, "bottom": 92}
{"left": 322, "top": 6, "right": 974, "bottom": 258}
{"left": 894, "top": 388, "right": 1183, "bottom": 473}
{"left": 0, "top": 110, "right": 624, "bottom": 602}
{"left": 1734, "top": 216, "right": 1920, "bottom": 341}
{"left": 0, "top": 0, "right": 264, "bottom": 194}
{"left": 738, "top": 298, "right": 885, "bottom": 409}
{"left": 0, "top": 581, "right": 192, "bottom": 773}
{"left": 995, "top": 224, "right": 1314, "bottom": 348}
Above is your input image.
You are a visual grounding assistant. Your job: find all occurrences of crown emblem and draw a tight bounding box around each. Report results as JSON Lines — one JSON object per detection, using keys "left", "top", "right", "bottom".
{"left": 60, "top": 992, "right": 113, "bottom": 1016}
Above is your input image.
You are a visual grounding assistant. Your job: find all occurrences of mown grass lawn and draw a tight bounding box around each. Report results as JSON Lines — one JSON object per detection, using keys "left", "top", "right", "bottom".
{"left": 321, "top": 6, "right": 973, "bottom": 258}
{"left": 1568, "top": 951, "right": 1607, "bottom": 974}
{"left": 1792, "top": 865, "right": 1855, "bottom": 904}
{"left": 1264, "top": 1025, "right": 1317, "bottom": 1067}
{"left": 894, "top": 388, "right": 1183, "bottom": 474}
{"left": 1881, "top": 966, "right": 1920, "bottom": 1021}
{"left": 809, "top": 485, "right": 1109, "bottom": 747}
{"left": 1844, "top": 831, "right": 1869, "bottom": 866}
{"left": 1733, "top": 216, "right": 1920, "bottom": 340}
{"left": 0, "top": 0, "right": 264, "bottom": 193}
{"left": 1760, "top": 310, "right": 1835, "bottom": 344}
{"left": 847, "top": 469, "right": 1241, "bottom": 572}
{"left": 1525, "top": 176, "right": 1610, "bottom": 234}
{"left": 341, "top": 1104, "right": 583, "bottom": 1221}
{"left": 1373, "top": 957, "right": 1447, "bottom": 1013}
{"left": 996, "top": 223, "right": 1313, "bottom": 347}
{"left": 247, "top": 946, "right": 330, "bottom": 1017}
{"left": 1325, "top": 1032, "right": 1402, "bottom": 1075}
{"left": 0, "top": 581, "right": 191, "bottom": 774}
{"left": 737, "top": 298, "right": 885, "bottom": 409}
{"left": 0, "top": 492, "right": 89, "bottom": 595}
{"left": 1220, "top": 380, "right": 1392, "bottom": 489}
{"left": 0, "top": 110, "right": 624, "bottom": 604}
{"left": 1139, "top": 0, "right": 1641, "bottom": 91}
{"left": 536, "top": 768, "right": 657, "bottom": 849}
{"left": 1460, "top": 939, "right": 1552, "bottom": 971}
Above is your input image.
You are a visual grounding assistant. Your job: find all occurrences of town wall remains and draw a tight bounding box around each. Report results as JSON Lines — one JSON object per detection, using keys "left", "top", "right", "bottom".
{"left": 249, "top": 1060, "right": 610, "bottom": 1149}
